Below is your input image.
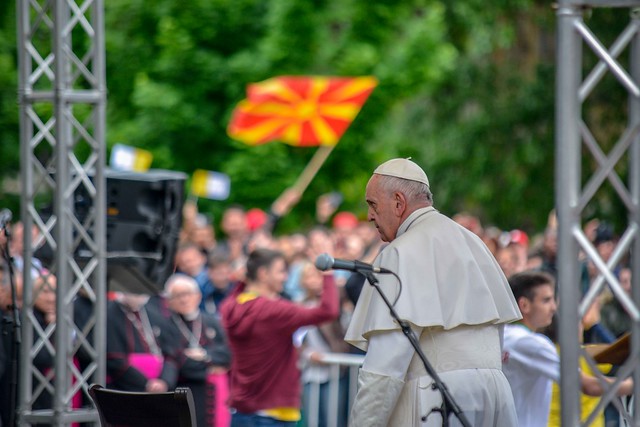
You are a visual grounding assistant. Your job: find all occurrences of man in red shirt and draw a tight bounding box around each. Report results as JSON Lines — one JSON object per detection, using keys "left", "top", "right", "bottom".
{"left": 220, "top": 248, "right": 339, "bottom": 426}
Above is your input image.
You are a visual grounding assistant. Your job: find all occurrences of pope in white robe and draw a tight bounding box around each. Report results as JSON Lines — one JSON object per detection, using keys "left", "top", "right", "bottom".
{"left": 345, "top": 158, "right": 522, "bottom": 427}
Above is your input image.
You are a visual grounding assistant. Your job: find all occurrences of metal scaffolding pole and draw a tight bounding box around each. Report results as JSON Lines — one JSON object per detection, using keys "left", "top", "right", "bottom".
{"left": 556, "top": 2, "right": 583, "bottom": 425}
{"left": 556, "top": 0, "right": 640, "bottom": 425}
{"left": 16, "top": 0, "right": 106, "bottom": 425}
{"left": 629, "top": 7, "right": 640, "bottom": 420}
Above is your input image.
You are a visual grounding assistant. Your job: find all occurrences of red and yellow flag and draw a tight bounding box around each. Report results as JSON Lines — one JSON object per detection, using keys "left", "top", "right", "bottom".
{"left": 227, "top": 76, "right": 378, "bottom": 147}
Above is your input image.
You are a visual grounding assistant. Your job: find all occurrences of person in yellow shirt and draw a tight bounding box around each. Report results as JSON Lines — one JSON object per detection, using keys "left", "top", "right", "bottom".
{"left": 547, "top": 354, "right": 611, "bottom": 427}
{"left": 545, "top": 300, "right": 615, "bottom": 426}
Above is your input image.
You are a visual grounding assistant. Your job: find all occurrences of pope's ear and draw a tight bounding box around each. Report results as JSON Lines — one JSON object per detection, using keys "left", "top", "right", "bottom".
{"left": 393, "top": 191, "right": 407, "bottom": 213}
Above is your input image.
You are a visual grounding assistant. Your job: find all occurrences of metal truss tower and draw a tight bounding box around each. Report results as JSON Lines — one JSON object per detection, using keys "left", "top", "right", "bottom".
{"left": 16, "top": 0, "right": 106, "bottom": 425}
{"left": 556, "top": 0, "right": 640, "bottom": 425}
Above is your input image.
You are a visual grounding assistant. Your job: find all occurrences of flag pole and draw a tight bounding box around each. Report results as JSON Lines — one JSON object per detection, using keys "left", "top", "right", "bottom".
{"left": 291, "top": 145, "right": 336, "bottom": 194}
{"left": 269, "top": 145, "right": 336, "bottom": 219}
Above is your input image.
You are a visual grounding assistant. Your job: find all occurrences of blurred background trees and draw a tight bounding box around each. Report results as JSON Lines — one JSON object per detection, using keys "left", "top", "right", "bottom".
{"left": 0, "top": 0, "right": 631, "bottom": 235}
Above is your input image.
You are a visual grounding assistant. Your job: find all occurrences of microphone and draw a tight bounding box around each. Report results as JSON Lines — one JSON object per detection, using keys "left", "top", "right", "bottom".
{"left": 315, "top": 253, "right": 391, "bottom": 274}
{"left": 0, "top": 209, "right": 12, "bottom": 230}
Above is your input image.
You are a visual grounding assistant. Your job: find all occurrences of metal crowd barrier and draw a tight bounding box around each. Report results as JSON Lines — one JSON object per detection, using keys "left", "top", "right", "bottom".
{"left": 302, "top": 352, "right": 365, "bottom": 427}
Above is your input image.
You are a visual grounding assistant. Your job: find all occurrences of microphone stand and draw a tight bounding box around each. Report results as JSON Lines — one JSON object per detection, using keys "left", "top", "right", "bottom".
{"left": 360, "top": 270, "right": 470, "bottom": 427}
{"left": 1, "top": 225, "right": 21, "bottom": 427}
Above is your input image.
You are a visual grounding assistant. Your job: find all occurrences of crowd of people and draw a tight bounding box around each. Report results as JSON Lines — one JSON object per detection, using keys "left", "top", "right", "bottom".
{"left": 0, "top": 158, "right": 636, "bottom": 427}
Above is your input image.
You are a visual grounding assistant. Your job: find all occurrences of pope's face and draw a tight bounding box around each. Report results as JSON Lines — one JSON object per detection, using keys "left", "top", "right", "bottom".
{"left": 365, "top": 175, "right": 400, "bottom": 243}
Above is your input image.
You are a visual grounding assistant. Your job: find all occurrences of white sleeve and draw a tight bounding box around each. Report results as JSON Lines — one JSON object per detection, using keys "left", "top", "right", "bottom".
{"left": 349, "top": 369, "right": 405, "bottom": 427}
{"left": 362, "top": 327, "right": 420, "bottom": 379}
{"left": 512, "top": 334, "right": 560, "bottom": 383}
{"left": 350, "top": 327, "right": 421, "bottom": 427}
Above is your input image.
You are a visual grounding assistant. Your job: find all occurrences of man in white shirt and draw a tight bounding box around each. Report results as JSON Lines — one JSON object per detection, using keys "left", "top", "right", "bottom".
{"left": 502, "top": 271, "right": 559, "bottom": 427}
{"left": 345, "top": 158, "right": 522, "bottom": 426}
{"left": 502, "top": 270, "right": 633, "bottom": 427}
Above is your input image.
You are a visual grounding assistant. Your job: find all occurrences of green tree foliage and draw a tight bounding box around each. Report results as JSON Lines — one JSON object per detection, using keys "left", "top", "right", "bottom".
{"left": 0, "top": 0, "right": 20, "bottom": 213}
{"left": 103, "top": 0, "right": 462, "bottom": 231}
{"left": 0, "top": 1, "right": 633, "bottom": 235}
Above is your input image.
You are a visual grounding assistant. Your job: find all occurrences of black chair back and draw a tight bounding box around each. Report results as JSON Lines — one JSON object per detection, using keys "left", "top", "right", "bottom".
{"left": 88, "top": 384, "right": 196, "bottom": 427}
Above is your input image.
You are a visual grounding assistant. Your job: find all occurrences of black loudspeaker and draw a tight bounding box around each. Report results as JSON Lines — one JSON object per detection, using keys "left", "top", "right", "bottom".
{"left": 104, "top": 169, "right": 186, "bottom": 295}
{"left": 36, "top": 169, "right": 187, "bottom": 295}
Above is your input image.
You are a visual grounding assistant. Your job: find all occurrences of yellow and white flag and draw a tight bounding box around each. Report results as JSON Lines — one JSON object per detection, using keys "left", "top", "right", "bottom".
{"left": 109, "top": 143, "right": 153, "bottom": 172}
{"left": 191, "top": 169, "right": 230, "bottom": 200}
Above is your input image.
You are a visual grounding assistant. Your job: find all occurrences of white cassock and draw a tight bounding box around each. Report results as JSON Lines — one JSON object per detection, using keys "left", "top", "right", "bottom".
{"left": 345, "top": 207, "right": 522, "bottom": 427}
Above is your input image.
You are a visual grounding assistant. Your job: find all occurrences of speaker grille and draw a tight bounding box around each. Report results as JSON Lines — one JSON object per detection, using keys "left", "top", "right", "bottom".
{"left": 36, "top": 168, "right": 187, "bottom": 295}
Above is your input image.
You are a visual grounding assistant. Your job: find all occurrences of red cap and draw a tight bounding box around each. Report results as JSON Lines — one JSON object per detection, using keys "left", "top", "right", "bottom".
{"left": 332, "top": 211, "right": 359, "bottom": 229}
{"left": 246, "top": 208, "right": 268, "bottom": 232}
{"left": 510, "top": 229, "right": 529, "bottom": 247}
